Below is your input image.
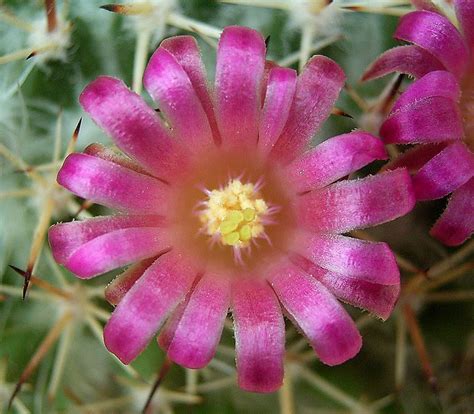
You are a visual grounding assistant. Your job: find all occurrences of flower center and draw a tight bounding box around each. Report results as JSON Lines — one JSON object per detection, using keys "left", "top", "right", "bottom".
{"left": 198, "top": 179, "right": 271, "bottom": 248}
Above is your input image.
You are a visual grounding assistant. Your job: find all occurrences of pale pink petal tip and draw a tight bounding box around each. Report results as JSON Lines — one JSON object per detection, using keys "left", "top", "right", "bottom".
{"left": 233, "top": 280, "right": 284, "bottom": 393}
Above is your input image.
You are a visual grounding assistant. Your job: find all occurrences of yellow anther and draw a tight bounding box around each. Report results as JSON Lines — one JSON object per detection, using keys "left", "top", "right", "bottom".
{"left": 226, "top": 210, "right": 244, "bottom": 223}
{"left": 220, "top": 219, "right": 238, "bottom": 235}
{"left": 198, "top": 178, "right": 270, "bottom": 248}
{"left": 239, "top": 225, "right": 252, "bottom": 242}
{"left": 222, "top": 231, "right": 240, "bottom": 246}
{"left": 243, "top": 208, "right": 256, "bottom": 222}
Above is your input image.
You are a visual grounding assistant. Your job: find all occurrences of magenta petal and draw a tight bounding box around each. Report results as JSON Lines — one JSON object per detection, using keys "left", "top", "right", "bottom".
{"left": 65, "top": 227, "right": 170, "bottom": 279}
{"left": 269, "top": 260, "right": 362, "bottom": 366}
{"left": 295, "top": 168, "right": 415, "bottom": 233}
{"left": 293, "top": 232, "right": 399, "bottom": 285}
{"left": 285, "top": 132, "right": 387, "bottom": 193}
{"left": 380, "top": 97, "right": 464, "bottom": 144}
{"left": 160, "top": 273, "right": 230, "bottom": 369}
{"left": 412, "top": 142, "right": 474, "bottom": 200}
{"left": 57, "top": 153, "right": 169, "bottom": 214}
{"left": 258, "top": 67, "right": 297, "bottom": 155}
{"left": 104, "top": 252, "right": 197, "bottom": 364}
{"left": 361, "top": 45, "right": 446, "bottom": 81}
{"left": 292, "top": 255, "right": 399, "bottom": 320}
{"left": 232, "top": 279, "right": 284, "bottom": 393}
{"left": 143, "top": 47, "right": 213, "bottom": 149}
{"left": 215, "top": 26, "right": 266, "bottom": 149}
{"left": 394, "top": 11, "right": 469, "bottom": 79}
{"left": 161, "top": 36, "right": 222, "bottom": 145}
{"left": 391, "top": 71, "right": 461, "bottom": 113}
{"left": 431, "top": 178, "right": 474, "bottom": 245}
{"left": 48, "top": 215, "right": 163, "bottom": 265}
{"left": 271, "top": 56, "right": 345, "bottom": 163}
{"left": 105, "top": 258, "right": 156, "bottom": 305}
{"left": 79, "top": 76, "right": 188, "bottom": 180}
{"left": 456, "top": 0, "right": 474, "bottom": 50}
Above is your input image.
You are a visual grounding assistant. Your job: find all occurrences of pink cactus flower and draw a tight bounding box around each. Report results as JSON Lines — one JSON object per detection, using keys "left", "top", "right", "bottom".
{"left": 363, "top": 0, "right": 474, "bottom": 246}
{"left": 49, "top": 26, "right": 415, "bottom": 392}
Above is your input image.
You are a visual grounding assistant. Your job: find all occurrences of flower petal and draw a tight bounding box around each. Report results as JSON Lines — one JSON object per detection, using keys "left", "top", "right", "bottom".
{"left": 104, "top": 252, "right": 198, "bottom": 364}
{"left": 293, "top": 232, "right": 400, "bottom": 285}
{"left": 161, "top": 35, "right": 222, "bottom": 145}
{"left": 431, "top": 178, "right": 474, "bottom": 245}
{"left": 57, "top": 153, "right": 170, "bottom": 214}
{"left": 412, "top": 142, "right": 474, "bottom": 200}
{"left": 49, "top": 215, "right": 163, "bottom": 265}
{"left": 380, "top": 97, "right": 464, "bottom": 144}
{"left": 294, "top": 169, "right": 415, "bottom": 233}
{"left": 143, "top": 47, "right": 214, "bottom": 149}
{"left": 271, "top": 56, "right": 345, "bottom": 163}
{"left": 268, "top": 260, "right": 362, "bottom": 366}
{"left": 285, "top": 132, "right": 387, "bottom": 193}
{"left": 394, "top": 11, "right": 469, "bottom": 79}
{"left": 232, "top": 279, "right": 284, "bottom": 393}
{"left": 391, "top": 71, "right": 461, "bottom": 113}
{"left": 361, "top": 45, "right": 446, "bottom": 81}
{"left": 456, "top": 0, "right": 474, "bottom": 49}
{"left": 105, "top": 257, "right": 157, "bottom": 306}
{"left": 258, "top": 67, "right": 297, "bottom": 155}
{"left": 291, "top": 255, "right": 399, "bottom": 320}
{"left": 215, "top": 26, "right": 266, "bottom": 149}
{"left": 80, "top": 76, "right": 188, "bottom": 180}
{"left": 65, "top": 227, "right": 171, "bottom": 279}
{"left": 159, "top": 273, "right": 230, "bottom": 369}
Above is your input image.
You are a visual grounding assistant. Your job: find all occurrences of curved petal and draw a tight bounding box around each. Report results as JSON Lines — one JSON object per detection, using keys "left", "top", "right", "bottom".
{"left": 291, "top": 254, "right": 400, "bottom": 320}
{"left": 270, "top": 56, "right": 345, "bottom": 164}
{"left": 412, "top": 142, "right": 474, "bottom": 200}
{"left": 57, "top": 153, "right": 170, "bottom": 214}
{"left": 161, "top": 35, "right": 222, "bottom": 145}
{"left": 412, "top": 0, "right": 442, "bottom": 12}
{"left": 391, "top": 71, "right": 461, "bottom": 113}
{"left": 105, "top": 257, "right": 157, "bottom": 306}
{"left": 143, "top": 47, "right": 214, "bottom": 149}
{"left": 258, "top": 67, "right": 297, "bottom": 155}
{"left": 380, "top": 97, "right": 464, "bottom": 145}
{"left": 215, "top": 26, "right": 266, "bottom": 149}
{"left": 292, "top": 232, "right": 400, "bottom": 285}
{"left": 268, "top": 260, "right": 362, "bottom": 366}
{"left": 49, "top": 215, "right": 164, "bottom": 265}
{"left": 285, "top": 132, "right": 387, "bottom": 193}
{"left": 104, "top": 252, "right": 198, "bottom": 364}
{"left": 65, "top": 227, "right": 171, "bottom": 279}
{"left": 456, "top": 0, "right": 474, "bottom": 50}
{"left": 80, "top": 76, "right": 188, "bottom": 180}
{"left": 159, "top": 273, "right": 230, "bottom": 369}
{"left": 294, "top": 169, "right": 416, "bottom": 233}
{"left": 394, "top": 11, "right": 469, "bottom": 79}
{"left": 232, "top": 279, "right": 284, "bottom": 393}
{"left": 361, "top": 45, "right": 446, "bottom": 81}
{"left": 431, "top": 178, "right": 474, "bottom": 245}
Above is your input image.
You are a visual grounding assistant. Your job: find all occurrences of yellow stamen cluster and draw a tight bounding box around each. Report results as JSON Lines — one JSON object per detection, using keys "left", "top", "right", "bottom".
{"left": 199, "top": 179, "right": 268, "bottom": 247}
